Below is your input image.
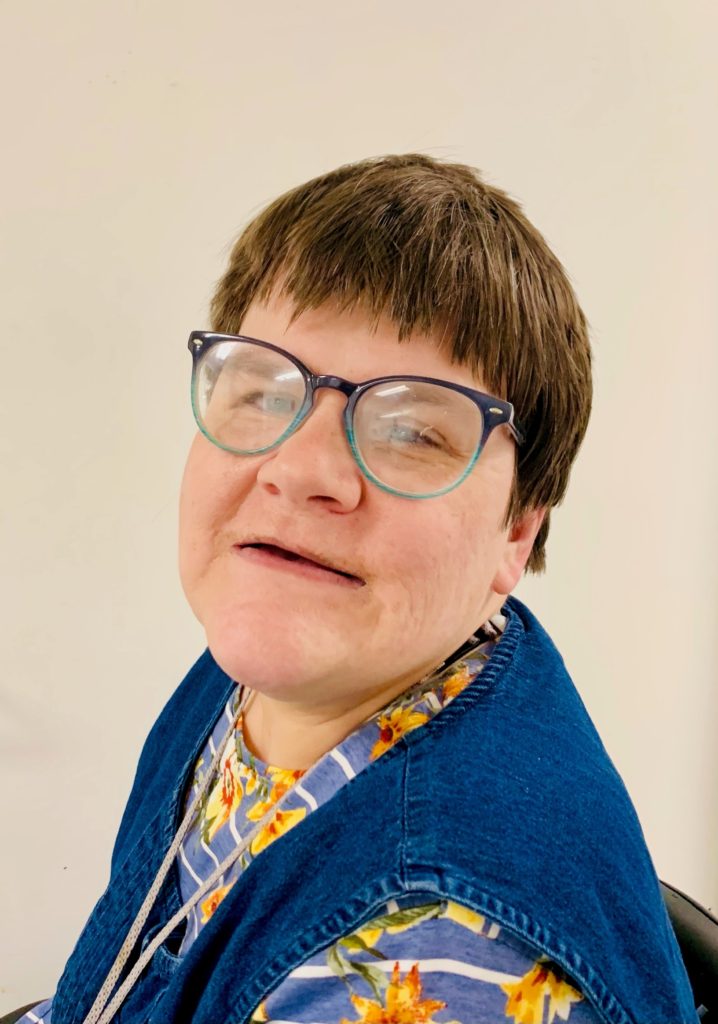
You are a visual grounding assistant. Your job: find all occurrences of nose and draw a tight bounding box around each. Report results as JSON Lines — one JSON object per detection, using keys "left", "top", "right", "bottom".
{"left": 254, "top": 389, "right": 364, "bottom": 511}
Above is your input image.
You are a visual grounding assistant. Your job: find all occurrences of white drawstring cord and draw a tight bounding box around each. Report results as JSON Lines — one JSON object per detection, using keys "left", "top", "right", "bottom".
{"left": 81, "top": 688, "right": 249, "bottom": 1024}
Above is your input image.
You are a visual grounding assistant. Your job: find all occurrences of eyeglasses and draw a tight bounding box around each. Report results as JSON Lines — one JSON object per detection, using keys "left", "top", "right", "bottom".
{"left": 187, "top": 331, "right": 525, "bottom": 499}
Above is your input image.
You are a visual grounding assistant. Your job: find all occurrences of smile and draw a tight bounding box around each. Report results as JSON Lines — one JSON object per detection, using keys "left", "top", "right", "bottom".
{"left": 235, "top": 543, "right": 365, "bottom": 587}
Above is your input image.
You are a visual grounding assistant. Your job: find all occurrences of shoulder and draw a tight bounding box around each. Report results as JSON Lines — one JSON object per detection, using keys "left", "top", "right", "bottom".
{"left": 111, "top": 648, "right": 234, "bottom": 873}
{"left": 402, "top": 595, "right": 630, "bottom": 816}
{"left": 389, "top": 599, "right": 693, "bottom": 1021}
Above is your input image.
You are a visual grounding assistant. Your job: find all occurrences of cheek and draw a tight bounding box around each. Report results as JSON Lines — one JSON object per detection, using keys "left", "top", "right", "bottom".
{"left": 380, "top": 508, "right": 475, "bottom": 622}
{"left": 178, "top": 448, "right": 207, "bottom": 602}
{"left": 179, "top": 440, "right": 273, "bottom": 600}
{"left": 395, "top": 502, "right": 502, "bottom": 626}
{"left": 178, "top": 440, "right": 233, "bottom": 582}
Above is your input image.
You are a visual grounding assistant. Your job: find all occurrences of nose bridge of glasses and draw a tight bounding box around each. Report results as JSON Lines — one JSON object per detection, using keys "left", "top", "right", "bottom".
{"left": 290, "top": 374, "right": 357, "bottom": 448}
{"left": 304, "top": 374, "right": 359, "bottom": 434}
{"left": 310, "top": 373, "right": 357, "bottom": 400}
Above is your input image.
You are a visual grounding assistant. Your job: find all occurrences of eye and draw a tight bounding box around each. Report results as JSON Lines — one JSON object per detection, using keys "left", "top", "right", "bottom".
{"left": 389, "top": 421, "right": 447, "bottom": 449}
{"left": 395, "top": 423, "right": 434, "bottom": 444}
{"left": 241, "top": 390, "right": 300, "bottom": 416}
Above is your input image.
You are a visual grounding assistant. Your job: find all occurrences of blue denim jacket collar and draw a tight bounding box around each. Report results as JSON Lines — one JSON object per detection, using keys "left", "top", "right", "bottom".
{"left": 54, "top": 596, "right": 697, "bottom": 1024}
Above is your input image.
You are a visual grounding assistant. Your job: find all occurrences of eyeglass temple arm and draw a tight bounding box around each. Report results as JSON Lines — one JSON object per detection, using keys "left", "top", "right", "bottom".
{"left": 488, "top": 400, "right": 525, "bottom": 447}
{"left": 509, "top": 416, "right": 526, "bottom": 446}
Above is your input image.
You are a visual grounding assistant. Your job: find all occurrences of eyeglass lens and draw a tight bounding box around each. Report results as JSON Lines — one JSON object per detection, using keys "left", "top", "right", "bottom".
{"left": 193, "top": 340, "right": 484, "bottom": 495}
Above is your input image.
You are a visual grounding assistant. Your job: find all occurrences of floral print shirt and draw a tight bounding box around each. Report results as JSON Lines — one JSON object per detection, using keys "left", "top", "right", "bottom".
{"left": 22, "top": 614, "right": 601, "bottom": 1024}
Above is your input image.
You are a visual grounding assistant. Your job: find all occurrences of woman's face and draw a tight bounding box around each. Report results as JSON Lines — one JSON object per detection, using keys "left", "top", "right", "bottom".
{"left": 179, "top": 292, "right": 544, "bottom": 716}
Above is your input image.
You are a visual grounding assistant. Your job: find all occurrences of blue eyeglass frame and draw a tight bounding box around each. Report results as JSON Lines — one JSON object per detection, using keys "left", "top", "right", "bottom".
{"left": 188, "top": 330, "right": 525, "bottom": 499}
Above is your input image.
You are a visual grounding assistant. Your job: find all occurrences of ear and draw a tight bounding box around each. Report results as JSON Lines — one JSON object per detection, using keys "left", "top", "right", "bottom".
{"left": 491, "top": 506, "right": 547, "bottom": 597}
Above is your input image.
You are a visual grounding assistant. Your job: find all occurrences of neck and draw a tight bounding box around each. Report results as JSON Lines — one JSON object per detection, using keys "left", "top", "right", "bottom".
{"left": 241, "top": 682, "right": 414, "bottom": 770}
{"left": 240, "top": 603, "right": 505, "bottom": 770}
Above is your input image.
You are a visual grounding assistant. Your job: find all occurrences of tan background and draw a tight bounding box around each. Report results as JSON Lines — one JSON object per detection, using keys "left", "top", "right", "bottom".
{"left": 1, "top": 0, "right": 716, "bottom": 1009}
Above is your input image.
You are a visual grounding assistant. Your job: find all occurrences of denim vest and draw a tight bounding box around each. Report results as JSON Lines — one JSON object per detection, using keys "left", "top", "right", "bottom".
{"left": 53, "top": 596, "right": 697, "bottom": 1024}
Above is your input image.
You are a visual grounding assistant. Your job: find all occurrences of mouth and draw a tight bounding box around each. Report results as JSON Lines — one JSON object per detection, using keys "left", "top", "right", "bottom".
{"left": 236, "top": 541, "right": 365, "bottom": 587}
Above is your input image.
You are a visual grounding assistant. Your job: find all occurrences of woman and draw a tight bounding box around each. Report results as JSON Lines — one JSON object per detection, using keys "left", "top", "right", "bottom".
{"left": 14, "top": 155, "right": 696, "bottom": 1024}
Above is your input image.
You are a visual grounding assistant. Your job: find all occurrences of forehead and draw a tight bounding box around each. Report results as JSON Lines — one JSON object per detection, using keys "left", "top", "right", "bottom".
{"left": 238, "top": 292, "right": 489, "bottom": 392}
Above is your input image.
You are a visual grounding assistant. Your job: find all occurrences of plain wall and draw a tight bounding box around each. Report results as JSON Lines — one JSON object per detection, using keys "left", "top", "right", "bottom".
{"left": 1, "top": 0, "right": 716, "bottom": 1009}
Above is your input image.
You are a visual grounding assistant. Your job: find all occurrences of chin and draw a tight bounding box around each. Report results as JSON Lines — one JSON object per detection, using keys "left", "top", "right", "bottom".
{"left": 201, "top": 603, "right": 339, "bottom": 698}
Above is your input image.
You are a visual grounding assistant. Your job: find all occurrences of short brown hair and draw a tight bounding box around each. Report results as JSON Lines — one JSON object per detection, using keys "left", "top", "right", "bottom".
{"left": 209, "top": 154, "right": 592, "bottom": 574}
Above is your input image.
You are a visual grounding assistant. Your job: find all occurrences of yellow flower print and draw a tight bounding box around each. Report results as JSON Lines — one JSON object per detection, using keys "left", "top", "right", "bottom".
{"left": 351, "top": 915, "right": 412, "bottom": 949}
{"left": 545, "top": 969, "right": 585, "bottom": 1023}
{"left": 341, "top": 963, "right": 446, "bottom": 1024}
{"left": 501, "top": 961, "right": 583, "bottom": 1024}
{"left": 248, "top": 1001, "right": 269, "bottom": 1022}
{"left": 355, "top": 924, "right": 384, "bottom": 947}
{"left": 270, "top": 765, "right": 305, "bottom": 787}
{"left": 249, "top": 806, "right": 307, "bottom": 855}
{"left": 203, "top": 750, "right": 243, "bottom": 842}
{"left": 235, "top": 750, "right": 260, "bottom": 797}
{"left": 200, "top": 882, "right": 232, "bottom": 923}
{"left": 350, "top": 903, "right": 442, "bottom": 951}
{"left": 444, "top": 901, "right": 487, "bottom": 934}
{"left": 442, "top": 664, "right": 471, "bottom": 702}
{"left": 370, "top": 707, "right": 429, "bottom": 760}
{"left": 246, "top": 765, "right": 305, "bottom": 822}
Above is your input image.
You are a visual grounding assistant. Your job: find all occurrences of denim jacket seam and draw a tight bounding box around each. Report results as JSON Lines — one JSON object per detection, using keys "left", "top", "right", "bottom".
{"left": 219, "top": 883, "right": 409, "bottom": 1023}
{"left": 399, "top": 868, "right": 632, "bottom": 1024}
{"left": 401, "top": 599, "right": 524, "bottom": 752}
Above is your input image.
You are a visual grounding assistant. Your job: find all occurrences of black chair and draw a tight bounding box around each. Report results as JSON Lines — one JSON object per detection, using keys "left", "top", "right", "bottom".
{"left": 661, "top": 880, "right": 718, "bottom": 1021}
{"left": 2, "top": 882, "right": 716, "bottom": 1024}
{"left": 0, "top": 1004, "right": 44, "bottom": 1024}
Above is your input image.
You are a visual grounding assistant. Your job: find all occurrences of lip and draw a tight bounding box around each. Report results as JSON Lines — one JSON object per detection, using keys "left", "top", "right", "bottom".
{"left": 234, "top": 538, "right": 366, "bottom": 587}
